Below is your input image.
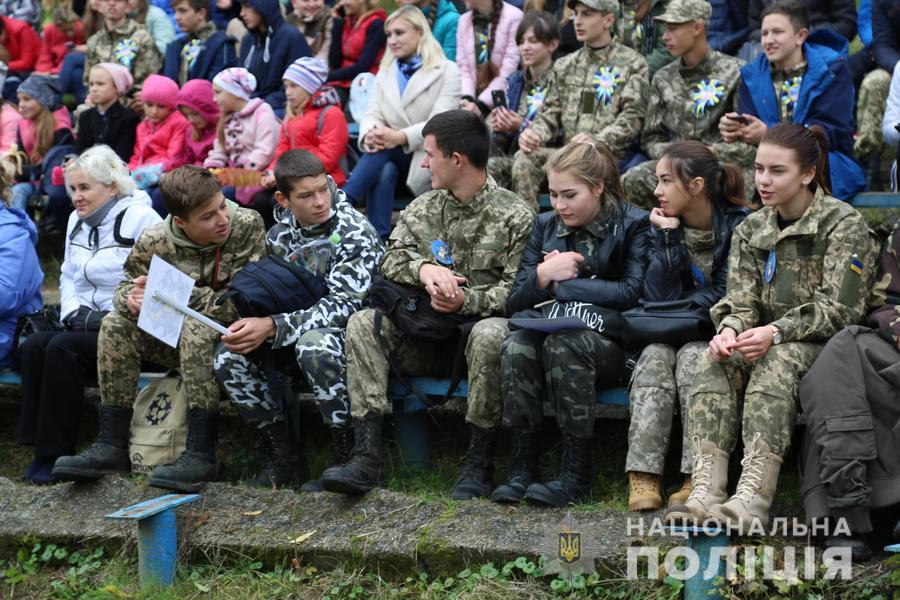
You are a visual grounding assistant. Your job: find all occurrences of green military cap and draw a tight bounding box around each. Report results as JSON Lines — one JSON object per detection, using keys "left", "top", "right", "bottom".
{"left": 655, "top": 0, "right": 712, "bottom": 25}
{"left": 566, "top": 0, "right": 619, "bottom": 13}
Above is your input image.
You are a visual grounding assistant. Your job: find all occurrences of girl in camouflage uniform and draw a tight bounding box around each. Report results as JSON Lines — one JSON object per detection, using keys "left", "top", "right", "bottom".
{"left": 494, "top": 142, "right": 650, "bottom": 507}
{"left": 625, "top": 140, "right": 748, "bottom": 512}
{"left": 666, "top": 124, "right": 880, "bottom": 534}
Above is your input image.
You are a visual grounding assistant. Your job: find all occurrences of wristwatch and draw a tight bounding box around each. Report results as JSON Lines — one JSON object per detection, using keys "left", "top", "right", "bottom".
{"left": 770, "top": 325, "right": 783, "bottom": 345}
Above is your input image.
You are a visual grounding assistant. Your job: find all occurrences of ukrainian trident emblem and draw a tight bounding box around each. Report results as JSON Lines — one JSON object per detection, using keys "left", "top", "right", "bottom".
{"left": 559, "top": 530, "right": 582, "bottom": 564}
{"left": 593, "top": 66, "right": 622, "bottom": 109}
{"left": 542, "top": 512, "right": 599, "bottom": 581}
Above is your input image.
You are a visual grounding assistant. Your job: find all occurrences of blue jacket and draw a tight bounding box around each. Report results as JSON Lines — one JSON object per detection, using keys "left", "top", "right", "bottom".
{"left": 0, "top": 205, "right": 42, "bottom": 368}
{"left": 429, "top": 0, "right": 459, "bottom": 61}
{"left": 708, "top": 0, "right": 749, "bottom": 56}
{"left": 738, "top": 30, "right": 865, "bottom": 199}
{"left": 162, "top": 30, "right": 237, "bottom": 83}
{"left": 859, "top": 0, "right": 873, "bottom": 47}
{"left": 239, "top": 0, "right": 311, "bottom": 112}
{"left": 872, "top": 0, "right": 900, "bottom": 72}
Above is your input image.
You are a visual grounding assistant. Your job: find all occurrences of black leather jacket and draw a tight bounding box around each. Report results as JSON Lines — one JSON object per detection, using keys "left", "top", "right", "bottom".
{"left": 642, "top": 202, "right": 748, "bottom": 309}
{"left": 506, "top": 200, "right": 650, "bottom": 314}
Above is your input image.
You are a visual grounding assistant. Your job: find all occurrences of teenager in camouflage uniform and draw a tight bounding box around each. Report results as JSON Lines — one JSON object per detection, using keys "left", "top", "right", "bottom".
{"left": 83, "top": 0, "right": 162, "bottom": 102}
{"left": 666, "top": 124, "right": 880, "bottom": 534}
{"left": 487, "top": 11, "right": 559, "bottom": 194}
{"left": 854, "top": 67, "right": 892, "bottom": 189}
{"left": 321, "top": 110, "right": 533, "bottom": 499}
{"left": 214, "top": 151, "right": 384, "bottom": 490}
{"left": 494, "top": 143, "right": 649, "bottom": 508}
{"left": 53, "top": 167, "right": 267, "bottom": 493}
{"left": 798, "top": 222, "right": 900, "bottom": 562}
{"left": 620, "top": 0, "right": 755, "bottom": 209}
{"left": 512, "top": 0, "right": 650, "bottom": 211}
{"left": 625, "top": 141, "right": 747, "bottom": 512}
{"left": 617, "top": 0, "right": 674, "bottom": 77}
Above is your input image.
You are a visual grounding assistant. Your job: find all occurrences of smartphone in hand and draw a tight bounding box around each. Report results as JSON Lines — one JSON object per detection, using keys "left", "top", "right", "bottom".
{"left": 491, "top": 90, "right": 508, "bottom": 109}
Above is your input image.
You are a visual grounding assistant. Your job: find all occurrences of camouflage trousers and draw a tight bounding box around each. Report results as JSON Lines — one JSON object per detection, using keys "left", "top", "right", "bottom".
{"left": 510, "top": 147, "right": 557, "bottom": 212}
{"left": 625, "top": 341, "right": 706, "bottom": 476}
{"left": 688, "top": 341, "right": 823, "bottom": 456}
{"left": 500, "top": 328, "right": 627, "bottom": 438}
{"left": 487, "top": 155, "right": 514, "bottom": 190}
{"left": 621, "top": 159, "right": 756, "bottom": 211}
{"left": 98, "top": 310, "right": 221, "bottom": 410}
{"left": 345, "top": 308, "right": 509, "bottom": 429}
{"left": 854, "top": 68, "right": 892, "bottom": 158}
{"left": 213, "top": 327, "right": 350, "bottom": 428}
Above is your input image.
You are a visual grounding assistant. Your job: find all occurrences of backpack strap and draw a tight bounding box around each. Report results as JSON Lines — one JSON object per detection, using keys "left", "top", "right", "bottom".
{"left": 316, "top": 105, "right": 333, "bottom": 137}
{"left": 113, "top": 207, "right": 135, "bottom": 247}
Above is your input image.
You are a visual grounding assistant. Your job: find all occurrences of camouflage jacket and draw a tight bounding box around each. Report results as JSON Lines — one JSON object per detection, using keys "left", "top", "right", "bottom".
{"left": 84, "top": 19, "right": 163, "bottom": 93}
{"left": 113, "top": 201, "right": 267, "bottom": 324}
{"left": 771, "top": 61, "right": 807, "bottom": 123}
{"left": 642, "top": 48, "right": 755, "bottom": 166}
{"left": 530, "top": 38, "right": 649, "bottom": 158}
{"left": 266, "top": 181, "right": 384, "bottom": 348}
{"left": 712, "top": 189, "right": 880, "bottom": 343}
{"left": 617, "top": 0, "right": 674, "bottom": 77}
{"left": 381, "top": 176, "right": 534, "bottom": 317}
{"left": 867, "top": 222, "right": 900, "bottom": 348}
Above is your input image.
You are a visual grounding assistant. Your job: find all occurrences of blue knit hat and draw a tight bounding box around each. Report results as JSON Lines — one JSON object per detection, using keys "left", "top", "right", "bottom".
{"left": 17, "top": 75, "right": 61, "bottom": 111}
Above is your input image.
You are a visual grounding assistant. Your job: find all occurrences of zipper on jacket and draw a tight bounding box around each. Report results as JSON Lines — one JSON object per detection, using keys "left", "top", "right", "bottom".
{"left": 662, "top": 229, "right": 672, "bottom": 269}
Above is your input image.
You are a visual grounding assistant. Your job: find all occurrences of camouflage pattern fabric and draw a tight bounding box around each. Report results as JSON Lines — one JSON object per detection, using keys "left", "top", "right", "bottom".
{"left": 509, "top": 146, "right": 556, "bottom": 211}
{"left": 530, "top": 39, "right": 650, "bottom": 159}
{"left": 854, "top": 68, "right": 891, "bottom": 158}
{"left": 84, "top": 19, "right": 163, "bottom": 93}
{"left": 770, "top": 61, "right": 807, "bottom": 124}
{"left": 617, "top": 0, "right": 675, "bottom": 77}
{"left": 178, "top": 22, "right": 218, "bottom": 85}
{"left": 867, "top": 221, "right": 900, "bottom": 347}
{"left": 345, "top": 309, "right": 510, "bottom": 428}
{"left": 621, "top": 49, "right": 754, "bottom": 209}
{"left": 500, "top": 328, "right": 627, "bottom": 438}
{"left": 486, "top": 155, "right": 514, "bottom": 190}
{"left": 626, "top": 341, "right": 706, "bottom": 475}
{"left": 683, "top": 226, "right": 716, "bottom": 281}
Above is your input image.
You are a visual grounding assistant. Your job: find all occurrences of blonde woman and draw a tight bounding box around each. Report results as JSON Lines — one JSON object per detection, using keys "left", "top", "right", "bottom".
{"left": 342, "top": 4, "right": 460, "bottom": 238}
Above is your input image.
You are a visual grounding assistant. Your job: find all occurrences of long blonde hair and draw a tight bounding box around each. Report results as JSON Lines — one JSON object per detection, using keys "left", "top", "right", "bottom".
{"left": 381, "top": 5, "right": 445, "bottom": 71}
{"left": 30, "top": 107, "right": 58, "bottom": 162}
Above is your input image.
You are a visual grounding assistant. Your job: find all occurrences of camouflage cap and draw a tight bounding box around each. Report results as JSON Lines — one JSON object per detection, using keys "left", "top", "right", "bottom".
{"left": 655, "top": 0, "right": 712, "bottom": 25}
{"left": 566, "top": 0, "right": 618, "bottom": 14}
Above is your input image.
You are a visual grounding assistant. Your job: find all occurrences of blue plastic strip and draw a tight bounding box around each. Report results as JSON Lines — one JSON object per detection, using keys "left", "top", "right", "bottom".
{"left": 848, "top": 193, "right": 900, "bottom": 208}
{"left": 885, "top": 543, "right": 900, "bottom": 553}
{"left": 106, "top": 494, "right": 200, "bottom": 520}
{"left": 138, "top": 509, "right": 178, "bottom": 587}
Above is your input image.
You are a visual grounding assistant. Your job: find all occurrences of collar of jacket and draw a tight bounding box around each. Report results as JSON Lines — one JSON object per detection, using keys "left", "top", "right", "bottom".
{"left": 581, "top": 37, "right": 617, "bottom": 61}
{"left": 166, "top": 198, "right": 238, "bottom": 250}
{"left": 190, "top": 22, "right": 217, "bottom": 42}
{"left": 445, "top": 174, "right": 496, "bottom": 209}
{"left": 237, "top": 97, "right": 266, "bottom": 118}
{"left": 747, "top": 187, "right": 826, "bottom": 249}
{"left": 103, "top": 18, "right": 139, "bottom": 38}
{"left": 769, "top": 59, "right": 808, "bottom": 80}
{"left": 555, "top": 194, "right": 620, "bottom": 239}
{"left": 678, "top": 47, "right": 714, "bottom": 76}
{"left": 273, "top": 175, "right": 340, "bottom": 234}
{"left": 524, "top": 64, "right": 552, "bottom": 87}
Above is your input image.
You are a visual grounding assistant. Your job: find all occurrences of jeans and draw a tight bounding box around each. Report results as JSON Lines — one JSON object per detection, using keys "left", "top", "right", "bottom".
{"left": 58, "top": 52, "right": 87, "bottom": 105}
{"left": 342, "top": 147, "right": 412, "bottom": 238}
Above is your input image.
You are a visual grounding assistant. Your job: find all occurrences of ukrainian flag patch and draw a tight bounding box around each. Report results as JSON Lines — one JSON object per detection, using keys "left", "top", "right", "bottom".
{"left": 850, "top": 255, "right": 864, "bottom": 276}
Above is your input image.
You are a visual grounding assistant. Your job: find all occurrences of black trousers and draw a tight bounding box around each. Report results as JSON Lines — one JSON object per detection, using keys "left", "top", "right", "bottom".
{"left": 16, "top": 330, "right": 99, "bottom": 457}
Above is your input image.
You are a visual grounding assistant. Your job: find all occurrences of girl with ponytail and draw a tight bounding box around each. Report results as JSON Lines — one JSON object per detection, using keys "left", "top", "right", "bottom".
{"left": 456, "top": 0, "right": 522, "bottom": 116}
{"left": 625, "top": 140, "right": 749, "bottom": 512}
{"left": 666, "top": 124, "right": 880, "bottom": 535}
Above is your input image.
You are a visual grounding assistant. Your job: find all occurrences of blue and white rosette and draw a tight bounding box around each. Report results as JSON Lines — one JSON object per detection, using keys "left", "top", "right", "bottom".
{"left": 114, "top": 38, "right": 138, "bottom": 69}
{"left": 476, "top": 29, "right": 489, "bottom": 64}
{"left": 780, "top": 76, "right": 802, "bottom": 112}
{"left": 592, "top": 66, "right": 622, "bottom": 109}
{"left": 181, "top": 38, "right": 203, "bottom": 69}
{"left": 524, "top": 85, "right": 545, "bottom": 122}
{"left": 691, "top": 79, "right": 725, "bottom": 118}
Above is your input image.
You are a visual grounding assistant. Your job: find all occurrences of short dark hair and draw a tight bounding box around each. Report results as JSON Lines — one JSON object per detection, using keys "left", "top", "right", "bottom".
{"left": 422, "top": 110, "right": 490, "bottom": 170}
{"left": 274, "top": 149, "right": 327, "bottom": 197}
{"left": 761, "top": 0, "right": 810, "bottom": 32}
{"left": 515, "top": 10, "right": 561, "bottom": 46}
{"left": 159, "top": 166, "right": 222, "bottom": 218}
{"left": 170, "top": 0, "right": 209, "bottom": 13}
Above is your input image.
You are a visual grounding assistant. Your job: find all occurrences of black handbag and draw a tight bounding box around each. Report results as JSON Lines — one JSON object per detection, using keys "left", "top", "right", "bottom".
{"left": 11, "top": 305, "right": 63, "bottom": 370}
{"left": 63, "top": 306, "right": 109, "bottom": 332}
{"left": 621, "top": 299, "right": 714, "bottom": 350}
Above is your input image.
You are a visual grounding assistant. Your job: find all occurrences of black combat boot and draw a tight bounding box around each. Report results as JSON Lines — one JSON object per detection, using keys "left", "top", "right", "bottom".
{"left": 149, "top": 408, "right": 218, "bottom": 493}
{"left": 300, "top": 426, "right": 354, "bottom": 492}
{"left": 249, "top": 421, "right": 307, "bottom": 489}
{"left": 320, "top": 413, "right": 383, "bottom": 495}
{"left": 524, "top": 432, "right": 594, "bottom": 507}
{"left": 451, "top": 425, "right": 499, "bottom": 500}
{"left": 52, "top": 406, "right": 133, "bottom": 481}
{"left": 491, "top": 430, "right": 540, "bottom": 504}
{"left": 863, "top": 152, "right": 884, "bottom": 192}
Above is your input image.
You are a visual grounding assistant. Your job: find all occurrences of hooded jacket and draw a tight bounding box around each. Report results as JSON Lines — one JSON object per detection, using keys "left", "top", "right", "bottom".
{"left": 128, "top": 109, "right": 190, "bottom": 172}
{"left": 708, "top": 0, "right": 750, "bottom": 56}
{"left": 175, "top": 80, "right": 220, "bottom": 166}
{"left": 738, "top": 30, "right": 865, "bottom": 199}
{"left": 60, "top": 190, "right": 161, "bottom": 322}
{"left": 265, "top": 178, "right": 384, "bottom": 348}
{"left": 428, "top": 0, "right": 460, "bottom": 61}
{"left": 239, "top": 0, "right": 311, "bottom": 112}
{"left": 162, "top": 23, "right": 237, "bottom": 84}
{"left": 0, "top": 204, "right": 42, "bottom": 368}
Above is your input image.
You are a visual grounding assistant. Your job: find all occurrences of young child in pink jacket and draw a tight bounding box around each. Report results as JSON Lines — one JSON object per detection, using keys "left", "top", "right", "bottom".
{"left": 129, "top": 74, "right": 189, "bottom": 194}
{"left": 175, "top": 79, "right": 220, "bottom": 167}
{"left": 204, "top": 67, "right": 280, "bottom": 206}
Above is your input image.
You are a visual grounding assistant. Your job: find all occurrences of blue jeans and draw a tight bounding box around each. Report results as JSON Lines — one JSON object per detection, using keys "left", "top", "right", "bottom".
{"left": 342, "top": 147, "right": 412, "bottom": 238}
{"left": 58, "top": 52, "right": 86, "bottom": 105}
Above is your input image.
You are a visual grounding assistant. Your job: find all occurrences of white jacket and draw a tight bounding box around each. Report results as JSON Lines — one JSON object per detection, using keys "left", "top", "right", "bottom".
{"left": 358, "top": 59, "right": 461, "bottom": 196}
{"left": 59, "top": 190, "right": 162, "bottom": 321}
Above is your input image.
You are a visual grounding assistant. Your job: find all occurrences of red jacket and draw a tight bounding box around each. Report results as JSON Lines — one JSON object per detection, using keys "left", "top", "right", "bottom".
{"left": 128, "top": 110, "right": 189, "bottom": 172}
{"left": 334, "top": 9, "right": 386, "bottom": 88}
{"left": 269, "top": 94, "right": 348, "bottom": 186}
{"left": 2, "top": 16, "right": 39, "bottom": 72}
{"left": 36, "top": 22, "right": 86, "bottom": 74}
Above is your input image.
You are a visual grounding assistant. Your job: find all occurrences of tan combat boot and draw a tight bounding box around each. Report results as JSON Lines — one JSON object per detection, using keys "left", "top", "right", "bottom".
{"left": 706, "top": 434, "right": 782, "bottom": 535}
{"left": 628, "top": 471, "right": 662, "bottom": 511}
{"left": 666, "top": 437, "right": 729, "bottom": 525}
{"left": 667, "top": 476, "right": 693, "bottom": 507}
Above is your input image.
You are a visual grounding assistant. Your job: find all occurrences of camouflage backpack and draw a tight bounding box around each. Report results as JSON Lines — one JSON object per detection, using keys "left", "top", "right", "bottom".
{"left": 129, "top": 370, "right": 187, "bottom": 474}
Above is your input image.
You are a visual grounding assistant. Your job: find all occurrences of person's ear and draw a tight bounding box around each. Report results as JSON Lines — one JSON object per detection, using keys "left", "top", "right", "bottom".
{"left": 689, "top": 176, "right": 705, "bottom": 196}
{"left": 796, "top": 27, "right": 809, "bottom": 46}
{"left": 800, "top": 165, "right": 816, "bottom": 187}
{"left": 274, "top": 190, "right": 290, "bottom": 209}
{"left": 548, "top": 38, "right": 560, "bottom": 54}
{"left": 173, "top": 215, "right": 186, "bottom": 229}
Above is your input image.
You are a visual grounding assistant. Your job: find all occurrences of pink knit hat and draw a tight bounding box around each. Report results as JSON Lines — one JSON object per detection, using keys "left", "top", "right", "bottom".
{"left": 176, "top": 79, "right": 220, "bottom": 124}
{"left": 93, "top": 62, "right": 133, "bottom": 96}
{"left": 140, "top": 74, "right": 179, "bottom": 109}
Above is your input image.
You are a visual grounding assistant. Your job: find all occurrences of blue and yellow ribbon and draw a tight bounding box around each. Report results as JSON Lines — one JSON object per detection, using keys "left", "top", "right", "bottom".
{"left": 691, "top": 79, "right": 725, "bottom": 118}
{"left": 114, "top": 38, "right": 138, "bottom": 69}
{"left": 524, "top": 85, "right": 545, "bottom": 122}
{"left": 476, "top": 29, "right": 489, "bottom": 64}
{"left": 780, "top": 76, "right": 802, "bottom": 112}
{"left": 593, "top": 66, "right": 622, "bottom": 109}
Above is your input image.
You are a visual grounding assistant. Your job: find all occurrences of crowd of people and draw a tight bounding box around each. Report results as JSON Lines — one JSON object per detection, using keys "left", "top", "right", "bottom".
{"left": 0, "top": 0, "right": 897, "bottom": 562}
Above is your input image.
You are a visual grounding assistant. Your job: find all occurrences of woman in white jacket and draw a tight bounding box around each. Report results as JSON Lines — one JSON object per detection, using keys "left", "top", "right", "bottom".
{"left": 342, "top": 5, "right": 461, "bottom": 239}
{"left": 16, "top": 145, "right": 161, "bottom": 484}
